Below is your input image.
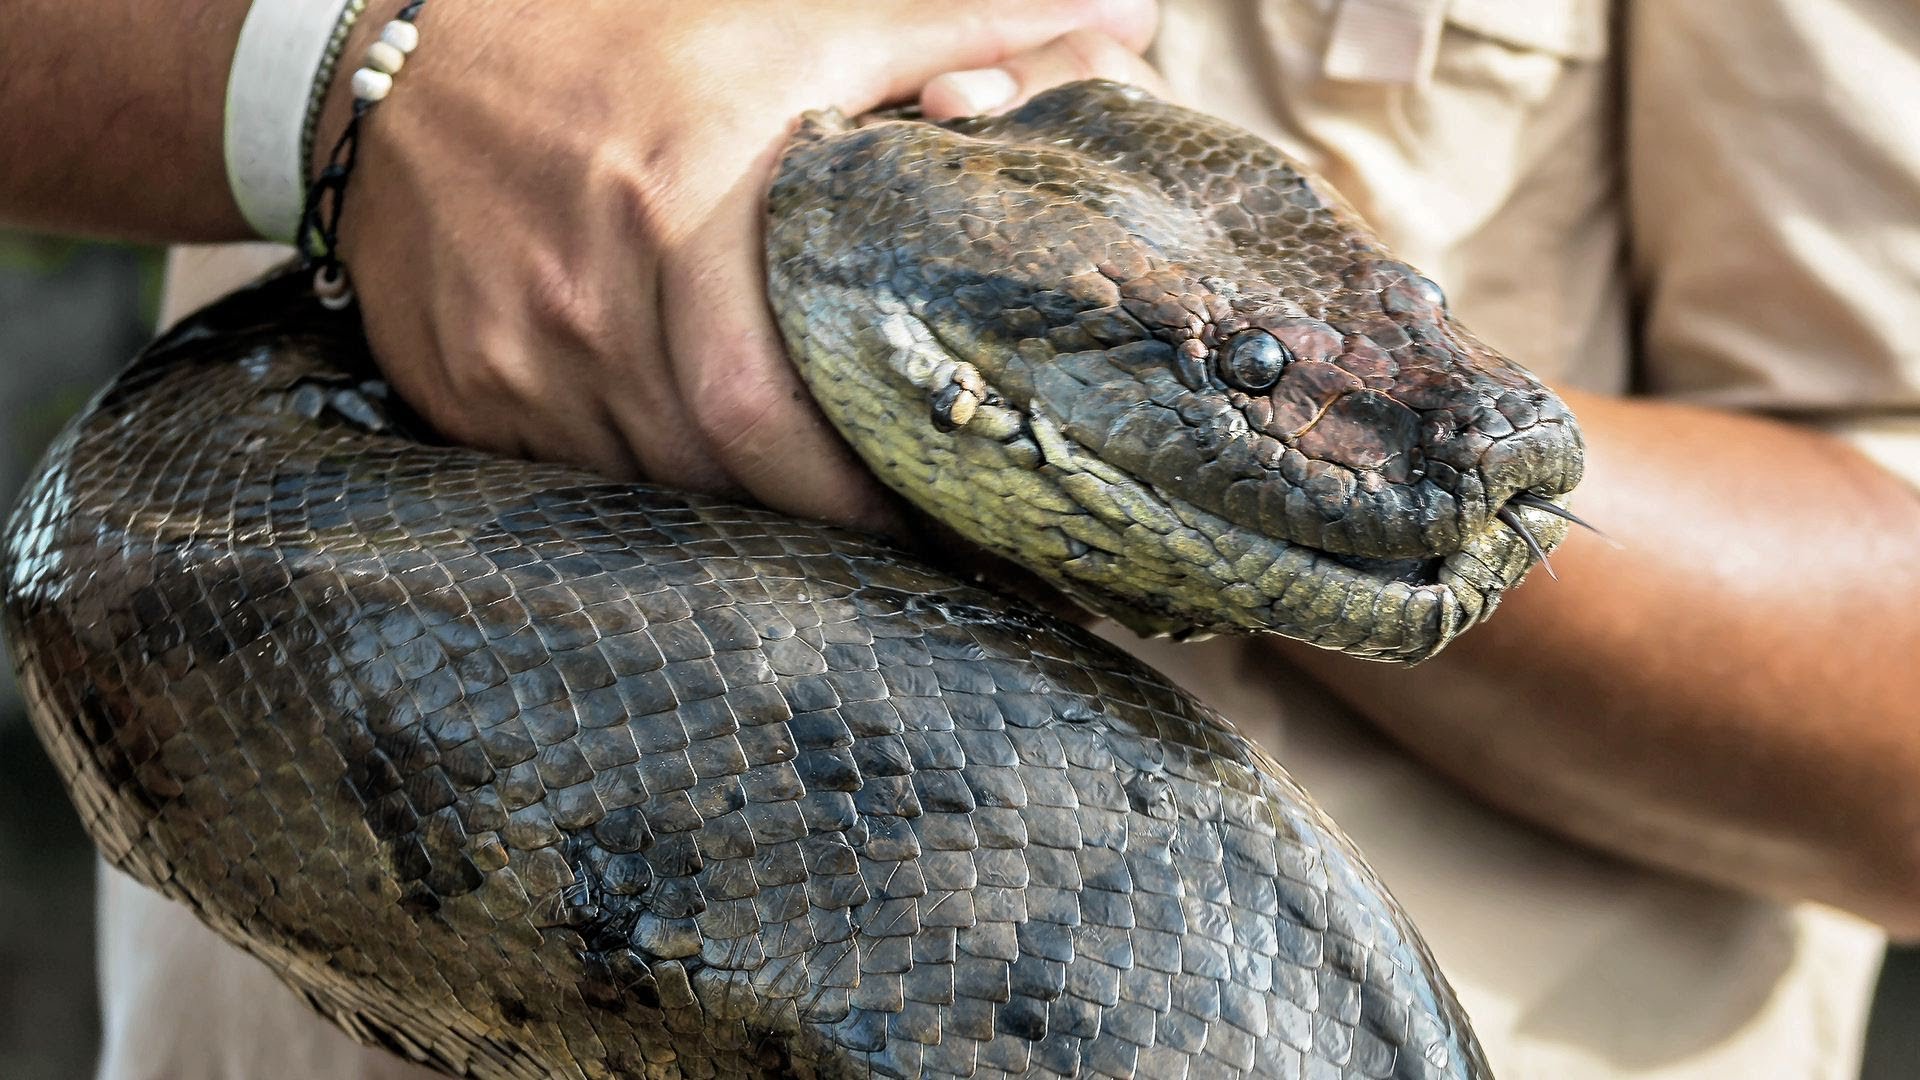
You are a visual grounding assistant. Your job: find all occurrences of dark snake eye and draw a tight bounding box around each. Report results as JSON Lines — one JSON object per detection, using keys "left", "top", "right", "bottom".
{"left": 1219, "top": 330, "right": 1292, "bottom": 392}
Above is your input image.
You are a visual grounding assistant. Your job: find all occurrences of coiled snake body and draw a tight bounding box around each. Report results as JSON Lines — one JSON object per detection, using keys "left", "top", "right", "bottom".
{"left": 3, "top": 83, "right": 1580, "bottom": 1078}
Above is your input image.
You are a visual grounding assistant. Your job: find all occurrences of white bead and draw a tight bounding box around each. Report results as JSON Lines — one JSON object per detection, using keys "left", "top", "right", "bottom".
{"left": 365, "top": 40, "right": 406, "bottom": 76}
{"left": 381, "top": 20, "right": 420, "bottom": 54}
{"left": 314, "top": 265, "right": 355, "bottom": 310}
{"left": 351, "top": 67, "right": 393, "bottom": 102}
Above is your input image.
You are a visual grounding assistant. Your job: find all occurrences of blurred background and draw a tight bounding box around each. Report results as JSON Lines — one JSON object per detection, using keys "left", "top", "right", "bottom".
{"left": 1, "top": 236, "right": 161, "bottom": 1080}
{"left": 0, "top": 239, "right": 1916, "bottom": 1079}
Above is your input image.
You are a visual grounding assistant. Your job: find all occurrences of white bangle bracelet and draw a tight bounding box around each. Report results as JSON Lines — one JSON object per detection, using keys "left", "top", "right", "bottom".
{"left": 224, "top": 0, "right": 359, "bottom": 243}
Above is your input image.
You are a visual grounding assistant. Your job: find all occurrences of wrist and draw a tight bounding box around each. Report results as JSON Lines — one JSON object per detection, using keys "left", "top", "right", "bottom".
{"left": 226, "top": 0, "right": 373, "bottom": 241}
{"left": 297, "top": 1, "right": 425, "bottom": 288}
{"left": 309, "top": 0, "right": 501, "bottom": 185}
{"left": 298, "top": 0, "right": 374, "bottom": 201}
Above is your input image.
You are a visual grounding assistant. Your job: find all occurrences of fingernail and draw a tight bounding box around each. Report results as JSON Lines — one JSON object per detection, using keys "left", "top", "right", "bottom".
{"left": 932, "top": 68, "right": 1019, "bottom": 115}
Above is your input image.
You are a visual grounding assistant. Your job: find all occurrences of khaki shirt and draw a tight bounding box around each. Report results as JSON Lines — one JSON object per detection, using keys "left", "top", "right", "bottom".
{"left": 104, "top": 1, "right": 1919, "bottom": 1076}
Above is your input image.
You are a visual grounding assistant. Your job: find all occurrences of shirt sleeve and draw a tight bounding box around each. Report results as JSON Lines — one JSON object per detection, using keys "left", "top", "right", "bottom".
{"left": 1627, "top": 0, "right": 1920, "bottom": 451}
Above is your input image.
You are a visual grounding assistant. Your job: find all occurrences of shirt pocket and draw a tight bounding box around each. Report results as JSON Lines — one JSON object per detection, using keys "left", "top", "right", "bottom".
{"left": 1297, "top": 0, "right": 1610, "bottom": 88}
{"left": 1444, "top": 0, "right": 1610, "bottom": 62}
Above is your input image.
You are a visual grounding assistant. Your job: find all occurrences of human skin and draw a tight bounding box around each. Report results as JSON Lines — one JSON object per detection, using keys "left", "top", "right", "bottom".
{"left": 0, "top": 0, "right": 1162, "bottom": 526}
{"left": 1281, "top": 391, "right": 1920, "bottom": 938}
{"left": 5, "top": 0, "right": 1920, "bottom": 940}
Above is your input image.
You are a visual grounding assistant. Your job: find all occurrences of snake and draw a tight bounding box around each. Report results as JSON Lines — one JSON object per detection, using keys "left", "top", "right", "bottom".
{"left": 3, "top": 82, "right": 1581, "bottom": 1079}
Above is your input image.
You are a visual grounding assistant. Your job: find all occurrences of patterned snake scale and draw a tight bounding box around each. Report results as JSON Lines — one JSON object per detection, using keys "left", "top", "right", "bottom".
{"left": 3, "top": 83, "right": 1582, "bottom": 1079}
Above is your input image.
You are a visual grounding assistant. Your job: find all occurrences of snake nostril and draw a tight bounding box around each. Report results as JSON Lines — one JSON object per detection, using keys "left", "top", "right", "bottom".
{"left": 1478, "top": 417, "right": 1583, "bottom": 503}
{"left": 1400, "top": 444, "right": 1427, "bottom": 483}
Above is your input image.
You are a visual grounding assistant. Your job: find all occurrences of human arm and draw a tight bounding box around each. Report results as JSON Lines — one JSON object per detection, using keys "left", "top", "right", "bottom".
{"left": 1281, "top": 385, "right": 1920, "bottom": 936}
{"left": 0, "top": 0, "right": 251, "bottom": 239}
{"left": 0, "top": 0, "right": 1163, "bottom": 526}
{"left": 1269, "top": 0, "right": 1920, "bottom": 937}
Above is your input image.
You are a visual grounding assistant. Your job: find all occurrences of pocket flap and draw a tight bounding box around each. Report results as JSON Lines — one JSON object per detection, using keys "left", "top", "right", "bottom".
{"left": 1445, "top": 0, "right": 1610, "bottom": 60}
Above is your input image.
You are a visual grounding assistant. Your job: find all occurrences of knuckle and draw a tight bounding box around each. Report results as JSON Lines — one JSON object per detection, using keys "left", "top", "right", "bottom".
{"left": 1056, "top": 27, "right": 1130, "bottom": 75}
{"left": 593, "top": 132, "right": 700, "bottom": 252}
{"left": 523, "top": 249, "right": 605, "bottom": 343}
{"left": 690, "top": 366, "right": 787, "bottom": 463}
{"left": 445, "top": 320, "right": 535, "bottom": 408}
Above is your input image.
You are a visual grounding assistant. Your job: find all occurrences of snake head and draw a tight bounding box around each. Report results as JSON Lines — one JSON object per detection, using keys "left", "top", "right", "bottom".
{"left": 768, "top": 81, "right": 1583, "bottom": 661}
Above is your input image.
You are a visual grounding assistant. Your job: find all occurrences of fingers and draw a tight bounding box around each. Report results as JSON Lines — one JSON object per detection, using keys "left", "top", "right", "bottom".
{"left": 851, "top": 0, "right": 1159, "bottom": 106}
{"left": 1096, "top": 0, "right": 1161, "bottom": 53}
{"left": 920, "top": 29, "right": 1173, "bottom": 119}
{"left": 658, "top": 164, "right": 907, "bottom": 534}
{"left": 335, "top": 0, "right": 1165, "bottom": 540}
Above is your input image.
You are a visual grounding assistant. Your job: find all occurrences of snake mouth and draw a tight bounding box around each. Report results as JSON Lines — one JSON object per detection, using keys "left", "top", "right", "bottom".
{"left": 1325, "top": 489, "right": 1585, "bottom": 587}
{"left": 1016, "top": 412, "right": 1573, "bottom": 661}
{"left": 1221, "top": 490, "right": 1571, "bottom": 661}
{"left": 1320, "top": 551, "right": 1448, "bottom": 587}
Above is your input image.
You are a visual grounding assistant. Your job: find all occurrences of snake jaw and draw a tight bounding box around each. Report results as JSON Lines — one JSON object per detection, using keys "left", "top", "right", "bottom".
{"left": 783, "top": 275, "right": 1557, "bottom": 658}
{"left": 782, "top": 279, "right": 1573, "bottom": 656}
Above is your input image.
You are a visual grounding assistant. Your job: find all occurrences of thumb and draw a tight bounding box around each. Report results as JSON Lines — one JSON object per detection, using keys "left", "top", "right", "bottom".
{"left": 920, "top": 29, "right": 1173, "bottom": 120}
{"left": 834, "top": 0, "right": 1159, "bottom": 106}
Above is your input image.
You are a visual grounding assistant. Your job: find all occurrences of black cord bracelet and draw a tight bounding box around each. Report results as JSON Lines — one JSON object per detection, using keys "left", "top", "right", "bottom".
{"left": 300, "top": 0, "right": 427, "bottom": 310}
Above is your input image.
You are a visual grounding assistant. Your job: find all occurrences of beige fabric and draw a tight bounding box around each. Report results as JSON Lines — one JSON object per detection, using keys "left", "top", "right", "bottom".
{"left": 1143, "top": 1, "right": 1911, "bottom": 1076}
{"left": 1627, "top": 1, "right": 1920, "bottom": 412}
{"left": 100, "top": 0, "right": 1920, "bottom": 1076}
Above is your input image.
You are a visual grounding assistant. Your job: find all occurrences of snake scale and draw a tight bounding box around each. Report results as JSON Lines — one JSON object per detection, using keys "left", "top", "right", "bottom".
{"left": 3, "top": 83, "right": 1581, "bottom": 1078}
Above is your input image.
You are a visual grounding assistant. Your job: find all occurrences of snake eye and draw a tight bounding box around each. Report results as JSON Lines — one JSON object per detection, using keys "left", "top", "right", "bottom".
{"left": 1219, "top": 330, "right": 1292, "bottom": 392}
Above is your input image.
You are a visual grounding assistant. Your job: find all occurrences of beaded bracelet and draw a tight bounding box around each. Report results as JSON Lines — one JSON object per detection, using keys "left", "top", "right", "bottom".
{"left": 301, "top": 1, "right": 426, "bottom": 310}
{"left": 299, "top": 0, "right": 372, "bottom": 197}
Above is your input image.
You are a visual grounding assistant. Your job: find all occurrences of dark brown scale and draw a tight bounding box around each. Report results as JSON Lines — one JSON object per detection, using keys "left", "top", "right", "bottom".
{"left": 4, "top": 271, "right": 1490, "bottom": 1077}
{"left": 779, "top": 82, "right": 1580, "bottom": 568}
{"left": 4, "top": 83, "right": 1514, "bottom": 1079}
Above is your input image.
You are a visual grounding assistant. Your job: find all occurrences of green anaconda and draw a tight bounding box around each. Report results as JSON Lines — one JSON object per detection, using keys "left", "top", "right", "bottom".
{"left": 3, "top": 82, "right": 1581, "bottom": 1079}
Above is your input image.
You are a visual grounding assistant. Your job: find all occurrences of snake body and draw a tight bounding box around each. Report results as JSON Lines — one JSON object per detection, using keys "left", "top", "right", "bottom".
{"left": 3, "top": 83, "right": 1580, "bottom": 1078}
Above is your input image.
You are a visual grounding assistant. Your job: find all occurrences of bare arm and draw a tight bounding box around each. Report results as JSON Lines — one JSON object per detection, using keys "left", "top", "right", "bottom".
{"left": 1282, "top": 388, "right": 1920, "bottom": 935}
{"left": 0, "top": 0, "right": 1163, "bottom": 528}
{"left": 0, "top": 0, "right": 251, "bottom": 239}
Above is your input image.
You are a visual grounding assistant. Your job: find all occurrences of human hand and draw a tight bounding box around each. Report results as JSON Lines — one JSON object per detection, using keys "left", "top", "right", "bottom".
{"left": 322, "top": 0, "right": 1166, "bottom": 534}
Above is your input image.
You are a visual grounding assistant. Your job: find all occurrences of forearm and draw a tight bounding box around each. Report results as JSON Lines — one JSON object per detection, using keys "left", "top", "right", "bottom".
{"left": 0, "top": 0, "right": 251, "bottom": 239}
{"left": 1285, "top": 388, "right": 1920, "bottom": 933}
